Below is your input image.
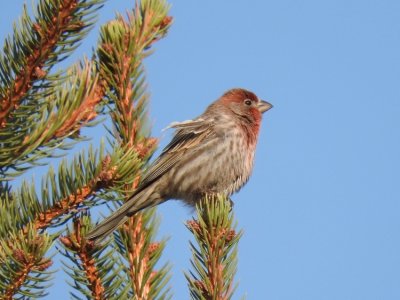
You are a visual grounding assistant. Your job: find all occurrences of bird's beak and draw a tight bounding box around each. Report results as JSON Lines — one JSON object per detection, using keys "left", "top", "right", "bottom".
{"left": 257, "top": 100, "right": 273, "bottom": 113}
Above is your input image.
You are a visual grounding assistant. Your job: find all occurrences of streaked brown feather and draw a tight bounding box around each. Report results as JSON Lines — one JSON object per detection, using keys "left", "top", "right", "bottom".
{"left": 138, "top": 118, "right": 216, "bottom": 189}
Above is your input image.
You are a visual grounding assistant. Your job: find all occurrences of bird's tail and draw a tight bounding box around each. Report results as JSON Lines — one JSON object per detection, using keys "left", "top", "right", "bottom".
{"left": 86, "top": 188, "right": 163, "bottom": 241}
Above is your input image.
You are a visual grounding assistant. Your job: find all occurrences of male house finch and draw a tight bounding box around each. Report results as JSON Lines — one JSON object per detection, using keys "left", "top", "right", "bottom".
{"left": 87, "top": 88, "right": 272, "bottom": 241}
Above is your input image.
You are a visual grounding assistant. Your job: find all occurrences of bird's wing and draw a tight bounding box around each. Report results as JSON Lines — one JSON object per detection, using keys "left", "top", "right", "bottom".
{"left": 138, "top": 118, "right": 216, "bottom": 189}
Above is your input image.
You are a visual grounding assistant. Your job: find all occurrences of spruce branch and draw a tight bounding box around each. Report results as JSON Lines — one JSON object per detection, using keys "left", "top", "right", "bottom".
{"left": 31, "top": 153, "right": 114, "bottom": 232}
{"left": 57, "top": 1, "right": 173, "bottom": 299}
{"left": 0, "top": 0, "right": 185, "bottom": 298}
{"left": 92, "top": 1, "right": 173, "bottom": 210}
{"left": 114, "top": 209, "right": 172, "bottom": 300}
{"left": 93, "top": 1, "right": 173, "bottom": 298}
{"left": 97, "top": 0, "right": 172, "bottom": 148}
{"left": 0, "top": 0, "right": 104, "bottom": 127}
{"left": 59, "top": 214, "right": 129, "bottom": 299}
{"left": 0, "top": 143, "right": 143, "bottom": 237}
{"left": 51, "top": 60, "right": 106, "bottom": 140}
{"left": 0, "top": 226, "right": 53, "bottom": 299}
{"left": 0, "top": 59, "right": 107, "bottom": 177}
{"left": 185, "top": 196, "right": 242, "bottom": 300}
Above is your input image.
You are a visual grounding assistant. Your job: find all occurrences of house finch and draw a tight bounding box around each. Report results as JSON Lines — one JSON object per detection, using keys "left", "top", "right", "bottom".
{"left": 87, "top": 88, "right": 272, "bottom": 241}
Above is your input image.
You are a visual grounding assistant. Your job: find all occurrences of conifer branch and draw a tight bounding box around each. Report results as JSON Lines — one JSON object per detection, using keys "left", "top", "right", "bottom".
{"left": 115, "top": 210, "right": 171, "bottom": 300}
{"left": 122, "top": 216, "right": 160, "bottom": 299}
{"left": 51, "top": 62, "right": 107, "bottom": 140}
{"left": 94, "top": 1, "right": 173, "bottom": 298}
{"left": 0, "top": 227, "right": 53, "bottom": 299}
{"left": 97, "top": 0, "right": 172, "bottom": 146}
{"left": 0, "top": 0, "right": 103, "bottom": 126}
{"left": 0, "top": 0, "right": 106, "bottom": 178}
{"left": 0, "top": 60, "right": 106, "bottom": 177}
{"left": 60, "top": 218, "right": 105, "bottom": 299}
{"left": 32, "top": 154, "right": 116, "bottom": 231}
{"left": 59, "top": 214, "right": 129, "bottom": 299}
{"left": 185, "top": 196, "right": 242, "bottom": 300}
{"left": 0, "top": 144, "right": 142, "bottom": 238}
{"left": 0, "top": 0, "right": 218, "bottom": 298}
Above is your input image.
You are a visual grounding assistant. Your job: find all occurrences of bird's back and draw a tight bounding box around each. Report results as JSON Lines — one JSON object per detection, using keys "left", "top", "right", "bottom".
{"left": 153, "top": 113, "right": 256, "bottom": 205}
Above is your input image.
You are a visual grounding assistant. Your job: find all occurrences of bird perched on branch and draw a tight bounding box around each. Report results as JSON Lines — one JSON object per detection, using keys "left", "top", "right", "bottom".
{"left": 87, "top": 88, "right": 272, "bottom": 241}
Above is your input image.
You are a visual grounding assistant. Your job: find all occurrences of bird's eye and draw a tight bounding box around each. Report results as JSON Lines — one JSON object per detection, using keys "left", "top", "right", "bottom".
{"left": 244, "top": 99, "right": 252, "bottom": 106}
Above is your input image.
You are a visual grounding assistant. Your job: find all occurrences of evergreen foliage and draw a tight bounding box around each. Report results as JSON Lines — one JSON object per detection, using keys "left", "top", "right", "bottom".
{"left": 186, "top": 196, "right": 242, "bottom": 300}
{"left": 0, "top": 1, "right": 243, "bottom": 299}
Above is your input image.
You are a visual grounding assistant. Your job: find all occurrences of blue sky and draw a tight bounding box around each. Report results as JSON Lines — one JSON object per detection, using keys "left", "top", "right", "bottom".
{"left": 1, "top": 0, "right": 400, "bottom": 299}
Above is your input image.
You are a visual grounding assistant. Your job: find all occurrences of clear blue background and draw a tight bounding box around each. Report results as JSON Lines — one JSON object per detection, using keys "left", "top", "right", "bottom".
{"left": 1, "top": 0, "right": 400, "bottom": 299}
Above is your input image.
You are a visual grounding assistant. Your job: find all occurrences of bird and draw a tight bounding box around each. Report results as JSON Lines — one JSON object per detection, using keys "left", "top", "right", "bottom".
{"left": 87, "top": 88, "right": 272, "bottom": 241}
